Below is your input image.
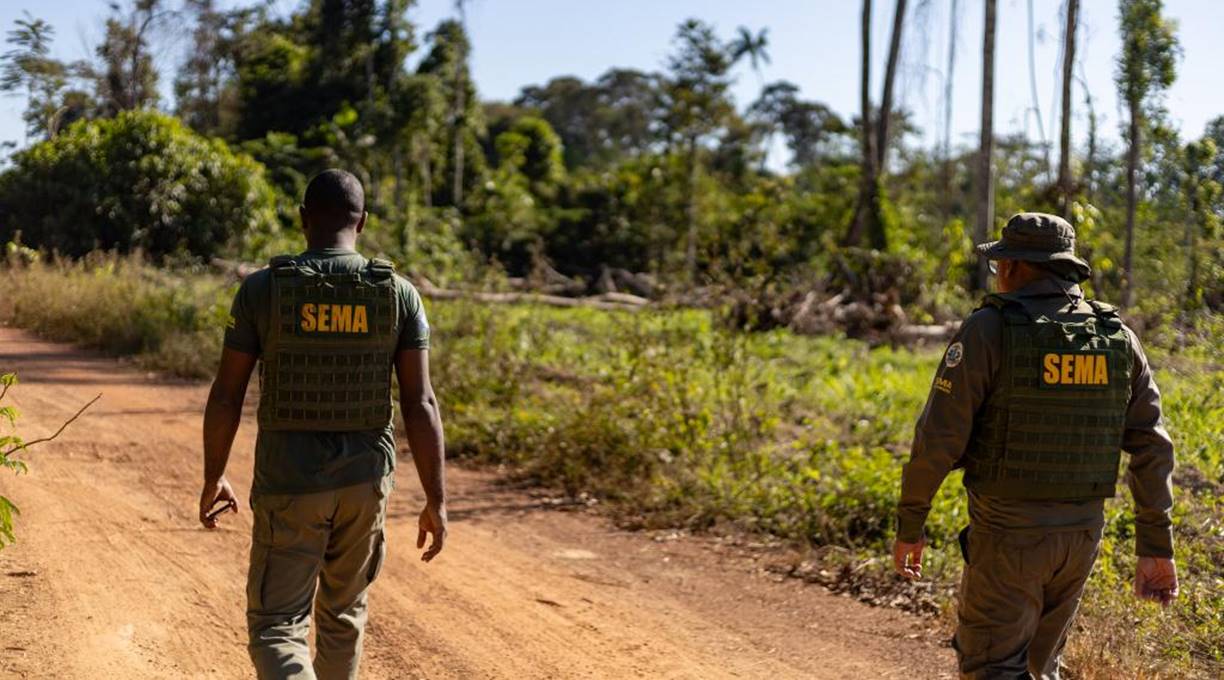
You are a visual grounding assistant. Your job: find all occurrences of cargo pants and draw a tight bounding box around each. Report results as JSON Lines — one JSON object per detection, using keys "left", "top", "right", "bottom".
{"left": 953, "top": 527, "right": 1102, "bottom": 680}
{"left": 247, "top": 476, "right": 392, "bottom": 680}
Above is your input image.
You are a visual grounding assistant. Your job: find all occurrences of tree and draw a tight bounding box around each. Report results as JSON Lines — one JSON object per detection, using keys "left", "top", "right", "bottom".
{"left": 0, "top": 13, "right": 86, "bottom": 139}
{"left": 174, "top": 0, "right": 229, "bottom": 135}
{"left": 1057, "top": 0, "right": 1079, "bottom": 216}
{"left": 0, "top": 111, "right": 279, "bottom": 259}
{"left": 847, "top": 0, "right": 907, "bottom": 250}
{"left": 749, "top": 81, "right": 847, "bottom": 169}
{"left": 1116, "top": 0, "right": 1179, "bottom": 307}
{"left": 418, "top": 17, "right": 482, "bottom": 208}
{"left": 1180, "top": 135, "right": 1220, "bottom": 311}
{"left": 973, "top": 0, "right": 998, "bottom": 291}
{"left": 657, "top": 19, "right": 765, "bottom": 281}
{"left": 94, "top": 0, "right": 169, "bottom": 116}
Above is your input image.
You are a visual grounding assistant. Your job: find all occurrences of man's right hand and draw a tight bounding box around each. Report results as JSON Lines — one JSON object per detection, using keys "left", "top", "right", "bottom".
{"left": 198, "top": 476, "right": 239, "bottom": 529}
{"left": 1135, "top": 556, "right": 1178, "bottom": 606}
{"left": 417, "top": 503, "right": 447, "bottom": 563}
{"left": 892, "top": 537, "right": 926, "bottom": 580}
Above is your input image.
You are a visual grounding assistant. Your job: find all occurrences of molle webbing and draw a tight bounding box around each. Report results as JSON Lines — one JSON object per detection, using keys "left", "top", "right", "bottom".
{"left": 257, "top": 257, "right": 399, "bottom": 431}
{"left": 964, "top": 295, "right": 1132, "bottom": 500}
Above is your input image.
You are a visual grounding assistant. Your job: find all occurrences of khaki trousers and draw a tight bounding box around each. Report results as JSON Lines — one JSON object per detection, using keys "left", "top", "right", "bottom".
{"left": 954, "top": 528, "right": 1101, "bottom": 680}
{"left": 247, "top": 477, "right": 392, "bottom": 680}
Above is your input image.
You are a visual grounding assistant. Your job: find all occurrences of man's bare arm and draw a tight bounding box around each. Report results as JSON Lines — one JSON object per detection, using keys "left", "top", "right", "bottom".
{"left": 199, "top": 347, "right": 257, "bottom": 528}
{"left": 395, "top": 348, "right": 447, "bottom": 561}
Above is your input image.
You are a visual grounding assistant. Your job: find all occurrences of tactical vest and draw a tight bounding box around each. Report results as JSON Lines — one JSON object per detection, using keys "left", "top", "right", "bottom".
{"left": 963, "top": 293, "right": 1133, "bottom": 501}
{"left": 257, "top": 255, "right": 400, "bottom": 431}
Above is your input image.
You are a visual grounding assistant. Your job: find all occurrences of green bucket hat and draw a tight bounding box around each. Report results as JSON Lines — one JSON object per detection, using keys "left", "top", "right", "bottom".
{"left": 974, "top": 212, "right": 1092, "bottom": 282}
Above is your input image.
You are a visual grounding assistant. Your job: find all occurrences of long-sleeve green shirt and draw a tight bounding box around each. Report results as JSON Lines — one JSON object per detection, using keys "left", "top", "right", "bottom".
{"left": 897, "top": 277, "right": 1176, "bottom": 558}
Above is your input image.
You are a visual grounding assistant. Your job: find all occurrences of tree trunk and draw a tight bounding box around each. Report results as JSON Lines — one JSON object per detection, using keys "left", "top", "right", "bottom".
{"left": 846, "top": 0, "right": 877, "bottom": 248}
{"left": 1122, "top": 100, "right": 1140, "bottom": 308}
{"left": 1025, "top": 0, "right": 1050, "bottom": 178}
{"left": 941, "top": 0, "right": 959, "bottom": 219}
{"left": 451, "top": 77, "right": 465, "bottom": 206}
{"left": 875, "top": 0, "right": 908, "bottom": 172}
{"left": 973, "top": 0, "right": 997, "bottom": 292}
{"left": 684, "top": 134, "right": 700, "bottom": 283}
{"left": 1057, "top": 0, "right": 1078, "bottom": 217}
{"left": 1185, "top": 186, "right": 1200, "bottom": 310}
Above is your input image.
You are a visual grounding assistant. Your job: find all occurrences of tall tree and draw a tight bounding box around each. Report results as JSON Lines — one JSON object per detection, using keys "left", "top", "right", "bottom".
{"left": 1181, "top": 136, "right": 1220, "bottom": 310}
{"left": 1, "top": 13, "right": 69, "bottom": 138}
{"left": 973, "top": 0, "right": 997, "bottom": 291}
{"left": 1025, "top": 0, "right": 1050, "bottom": 177}
{"left": 95, "top": 0, "right": 168, "bottom": 116}
{"left": 1057, "top": 0, "right": 1079, "bottom": 216}
{"left": 658, "top": 19, "right": 764, "bottom": 281}
{"left": 451, "top": 0, "right": 470, "bottom": 206}
{"left": 847, "top": 0, "right": 906, "bottom": 250}
{"left": 846, "top": 0, "right": 879, "bottom": 248}
{"left": 875, "top": 0, "right": 908, "bottom": 172}
{"left": 1116, "top": 0, "right": 1179, "bottom": 307}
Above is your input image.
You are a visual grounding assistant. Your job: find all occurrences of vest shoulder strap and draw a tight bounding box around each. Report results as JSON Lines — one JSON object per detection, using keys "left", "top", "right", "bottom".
{"left": 978, "top": 293, "right": 1031, "bottom": 324}
{"left": 269, "top": 254, "right": 296, "bottom": 268}
{"left": 365, "top": 257, "right": 396, "bottom": 281}
{"left": 1086, "top": 299, "right": 1124, "bottom": 329}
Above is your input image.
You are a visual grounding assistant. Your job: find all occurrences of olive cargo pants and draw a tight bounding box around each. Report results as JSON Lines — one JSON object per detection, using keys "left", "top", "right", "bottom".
{"left": 954, "top": 528, "right": 1101, "bottom": 679}
{"left": 247, "top": 477, "right": 392, "bottom": 680}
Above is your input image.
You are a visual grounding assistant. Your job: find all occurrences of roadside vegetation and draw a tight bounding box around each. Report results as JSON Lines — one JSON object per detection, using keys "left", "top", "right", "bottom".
{"left": 2, "top": 253, "right": 1219, "bottom": 677}
{"left": 0, "top": 0, "right": 1221, "bottom": 676}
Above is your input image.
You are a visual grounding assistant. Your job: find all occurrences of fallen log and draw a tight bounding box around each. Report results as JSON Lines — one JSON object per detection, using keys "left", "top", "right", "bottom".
{"left": 418, "top": 286, "right": 648, "bottom": 312}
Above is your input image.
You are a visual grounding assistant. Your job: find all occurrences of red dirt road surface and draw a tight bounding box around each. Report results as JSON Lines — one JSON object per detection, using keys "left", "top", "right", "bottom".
{"left": 0, "top": 327, "right": 954, "bottom": 679}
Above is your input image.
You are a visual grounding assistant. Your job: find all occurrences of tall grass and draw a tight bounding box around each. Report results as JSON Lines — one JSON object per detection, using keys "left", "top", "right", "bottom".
{"left": 1, "top": 253, "right": 1220, "bottom": 677}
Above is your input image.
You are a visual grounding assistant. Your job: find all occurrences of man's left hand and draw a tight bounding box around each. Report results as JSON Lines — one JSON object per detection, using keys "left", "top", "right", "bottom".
{"left": 1135, "top": 556, "right": 1178, "bottom": 606}
{"left": 892, "top": 538, "right": 926, "bottom": 580}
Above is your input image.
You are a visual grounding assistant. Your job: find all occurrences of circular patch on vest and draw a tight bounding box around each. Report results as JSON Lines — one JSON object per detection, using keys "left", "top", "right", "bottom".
{"left": 945, "top": 341, "right": 964, "bottom": 368}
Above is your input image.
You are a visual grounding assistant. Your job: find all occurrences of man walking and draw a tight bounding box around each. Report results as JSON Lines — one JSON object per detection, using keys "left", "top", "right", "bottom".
{"left": 198, "top": 169, "right": 447, "bottom": 679}
{"left": 893, "top": 213, "right": 1178, "bottom": 678}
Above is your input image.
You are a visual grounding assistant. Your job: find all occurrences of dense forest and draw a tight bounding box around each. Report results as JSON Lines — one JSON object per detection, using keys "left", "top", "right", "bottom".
{"left": 0, "top": 0, "right": 1218, "bottom": 340}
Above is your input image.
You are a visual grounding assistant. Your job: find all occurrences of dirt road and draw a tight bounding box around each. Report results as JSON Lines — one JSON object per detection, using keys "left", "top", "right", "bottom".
{"left": 0, "top": 327, "right": 953, "bottom": 679}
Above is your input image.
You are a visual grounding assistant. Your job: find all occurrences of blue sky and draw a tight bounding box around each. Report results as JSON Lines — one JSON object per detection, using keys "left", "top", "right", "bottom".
{"left": 2, "top": 0, "right": 1222, "bottom": 162}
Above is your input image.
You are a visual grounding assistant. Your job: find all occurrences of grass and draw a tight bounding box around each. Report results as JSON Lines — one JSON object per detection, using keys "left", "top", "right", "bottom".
{"left": 2, "top": 252, "right": 1221, "bottom": 677}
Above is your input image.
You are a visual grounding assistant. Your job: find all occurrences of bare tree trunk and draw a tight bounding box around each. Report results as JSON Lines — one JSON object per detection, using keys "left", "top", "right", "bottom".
{"left": 1122, "top": 100, "right": 1140, "bottom": 308}
{"left": 941, "top": 0, "right": 960, "bottom": 217}
{"left": 875, "top": 0, "right": 908, "bottom": 171}
{"left": 847, "top": 0, "right": 877, "bottom": 247}
{"left": 973, "top": 0, "right": 997, "bottom": 292}
{"left": 451, "top": 2, "right": 468, "bottom": 207}
{"left": 1057, "top": 0, "right": 1078, "bottom": 217}
{"left": 1081, "top": 70, "right": 1098, "bottom": 202}
{"left": 1025, "top": 0, "right": 1050, "bottom": 178}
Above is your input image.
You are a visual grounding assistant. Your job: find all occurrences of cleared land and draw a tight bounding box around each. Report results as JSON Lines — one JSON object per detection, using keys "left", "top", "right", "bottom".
{"left": 0, "top": 327, "right": 953, "bottom": 679}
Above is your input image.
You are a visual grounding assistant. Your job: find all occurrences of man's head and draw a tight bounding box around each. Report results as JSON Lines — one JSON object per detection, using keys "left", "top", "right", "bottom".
{"left": 300, "top": 169, "right": 367, "bottom": 245}
{"left": 975, "top": 212, "right": 1092, "bottom": 293}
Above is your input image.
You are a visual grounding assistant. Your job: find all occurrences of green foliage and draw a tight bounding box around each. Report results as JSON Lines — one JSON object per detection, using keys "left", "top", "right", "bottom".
{"left": 0, "top": 111, "right": 280, "bottom": 260}
{"left": 0, "top": 252, "right": 232, "bottom": 378}
{"left": 1, "top": 257, "right": 1221, "bottom": 675}
{"left": 1116, "top": 0, "right": 1180, "bottom": 110}
{"left": 0, "top": 373, "right": 27, "bottom": 548}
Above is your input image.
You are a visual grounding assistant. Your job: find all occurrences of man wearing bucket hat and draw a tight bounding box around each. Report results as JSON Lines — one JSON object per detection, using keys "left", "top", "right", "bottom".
{"left": 891, "top": 213, "right": 1177, "bottom": 678}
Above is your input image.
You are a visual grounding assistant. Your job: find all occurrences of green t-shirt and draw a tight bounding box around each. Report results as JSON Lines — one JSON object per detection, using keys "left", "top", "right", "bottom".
{"left": 224, "top": 248, "right": 430, "bottom": 496}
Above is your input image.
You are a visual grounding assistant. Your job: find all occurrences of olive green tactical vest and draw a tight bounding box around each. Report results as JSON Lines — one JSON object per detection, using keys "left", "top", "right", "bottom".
{"left": 963, "top": 293, "right": 1133, "bottom": 501}
{"left": 257, "top": 255, "right": 400, "bottom": 431}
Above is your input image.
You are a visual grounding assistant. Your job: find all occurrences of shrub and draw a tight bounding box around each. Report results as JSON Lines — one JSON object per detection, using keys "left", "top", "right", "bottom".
{"left": 0, "top": 111, "right": 281, "bottom": 260}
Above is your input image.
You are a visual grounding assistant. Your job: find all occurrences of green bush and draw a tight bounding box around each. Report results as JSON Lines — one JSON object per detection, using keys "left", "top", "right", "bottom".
{"left": 0, "top": 111, "right": 281, "bottom": 260}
